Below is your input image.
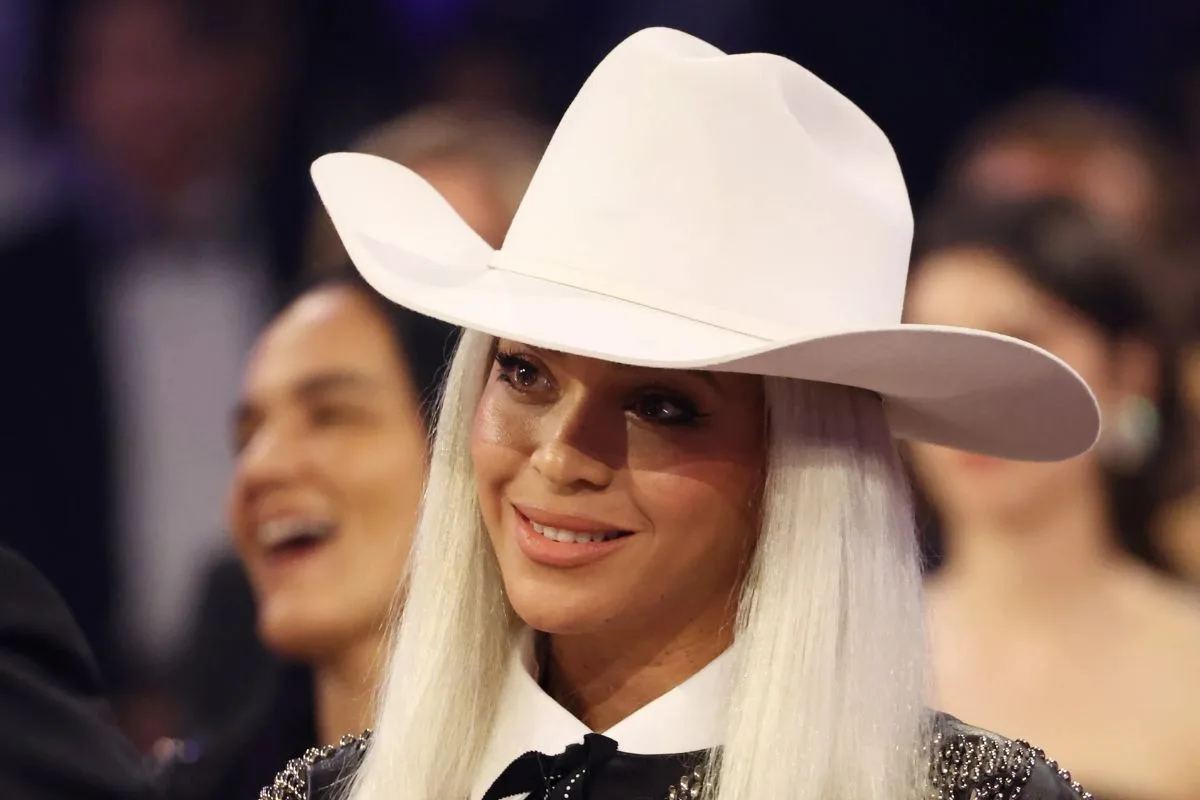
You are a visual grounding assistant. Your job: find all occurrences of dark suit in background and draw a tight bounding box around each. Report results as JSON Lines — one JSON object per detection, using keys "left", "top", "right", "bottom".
{"left": 1, "top": 210, "right": 118, "bottom": 681}
{"left": 0, "top": 545, "right": 160, "bottom": 800}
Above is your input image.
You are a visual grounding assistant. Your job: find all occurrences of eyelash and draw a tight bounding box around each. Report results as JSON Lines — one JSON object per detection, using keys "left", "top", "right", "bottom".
{"left": 492, "top": 350, "right": 709, "bottom": 427}
{"left": 494, "top": 350, "right": 543, "bottom": 392}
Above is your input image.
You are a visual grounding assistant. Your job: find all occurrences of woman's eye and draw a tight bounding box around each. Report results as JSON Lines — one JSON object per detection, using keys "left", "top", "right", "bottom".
{"left": 632, "top": 393, "right": 702, "bottom": 426}
{"left": 310, "top": 404, "right": 359, "bottom": 427}
{"left": 495, "top": 351, "right": 543, "bottom": 391}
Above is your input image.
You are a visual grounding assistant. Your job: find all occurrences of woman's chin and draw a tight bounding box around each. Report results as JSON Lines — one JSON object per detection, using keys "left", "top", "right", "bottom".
{"left": 506, "top": 585, "right": 620, "bottom": 638}
{"left": 256, "top": 601, "right": 360, "bottom": 663}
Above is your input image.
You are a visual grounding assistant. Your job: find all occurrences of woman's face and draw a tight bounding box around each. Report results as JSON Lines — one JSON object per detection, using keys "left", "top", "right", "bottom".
{"left": 905, "top": 247, "right": 1128, "bottom": 526}
{"left": 471, "top": 340, "right": 766, "bottom": 641}
{"left": 229, "top": 287, "right": 428, "bottom": 661}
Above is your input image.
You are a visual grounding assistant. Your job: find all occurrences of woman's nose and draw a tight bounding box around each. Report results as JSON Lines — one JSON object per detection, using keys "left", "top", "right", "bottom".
{"left": 529, "top": 396, "right": 619, "bottom": 492}
{"left": 236, "top": 422, "right": 305, "bottom": 495}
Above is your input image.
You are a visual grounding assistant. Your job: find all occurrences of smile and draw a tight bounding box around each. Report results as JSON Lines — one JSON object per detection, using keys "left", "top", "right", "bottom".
{"left": 528, "top": 521, "right": 625, "bottom": 544}
{"left": 512, "top": 505, "right": 634, "bottom": 568}
{"left": 258, "top": 517, "right": 336, "bottom": 552}
{"left": 254, "top": 516, "right": 338, "bottom": 580}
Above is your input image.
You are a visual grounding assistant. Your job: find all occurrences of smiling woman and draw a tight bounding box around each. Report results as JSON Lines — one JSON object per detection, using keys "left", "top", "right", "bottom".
{"left": 223, "top": 271, "right": 455, "bottom": 751}
{"left": 262, "top": 27, "right": 1102, "bottom": 800}
{"left": 474, "top": 341, "right": 764, "bottom": 670}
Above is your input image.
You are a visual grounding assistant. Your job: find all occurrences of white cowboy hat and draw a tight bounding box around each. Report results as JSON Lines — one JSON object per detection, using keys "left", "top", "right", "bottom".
{"left": 310, "top": 27, "right": 1099, "bottom": 462}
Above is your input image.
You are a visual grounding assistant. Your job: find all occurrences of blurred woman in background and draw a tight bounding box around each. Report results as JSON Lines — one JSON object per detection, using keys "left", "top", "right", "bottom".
{"left": 166, "top": 271, "right": 456, "bottom": 800}
{"left": 937, "top": 95, "right": 1200, "bottom": 581}
{"left": 905, "top": 196, "right": 1200, "bottom": 800}
{"left": 231, "top": 272, "right": 455, "bottom": 742}
{"left": 166, "top": 102, "right": 546, "bottom": 799}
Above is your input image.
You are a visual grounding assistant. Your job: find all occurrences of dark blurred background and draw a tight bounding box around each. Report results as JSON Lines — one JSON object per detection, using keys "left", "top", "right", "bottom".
{"left": 1, "top": 0, "right": 1198, "bottom": 763}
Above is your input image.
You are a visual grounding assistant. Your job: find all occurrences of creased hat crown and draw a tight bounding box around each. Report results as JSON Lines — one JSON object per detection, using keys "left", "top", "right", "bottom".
{"left": 494, "top": 27, "right": 913, "bottom": 340}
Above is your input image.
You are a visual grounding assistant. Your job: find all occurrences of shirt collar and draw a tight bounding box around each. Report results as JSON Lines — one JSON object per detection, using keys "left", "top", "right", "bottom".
{"left": 469, "top": 628, "right": 731, "bottom": 800}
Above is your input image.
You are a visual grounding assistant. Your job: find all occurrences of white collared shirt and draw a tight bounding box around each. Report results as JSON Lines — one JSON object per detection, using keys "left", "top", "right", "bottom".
{"left": 469, "top": 630, "right": 732, "bottom": 800}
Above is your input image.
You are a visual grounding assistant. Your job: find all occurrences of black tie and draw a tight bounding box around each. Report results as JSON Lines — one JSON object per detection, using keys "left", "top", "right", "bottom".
{"left": 481, "top": 733, "right": 619, "bottom": 800}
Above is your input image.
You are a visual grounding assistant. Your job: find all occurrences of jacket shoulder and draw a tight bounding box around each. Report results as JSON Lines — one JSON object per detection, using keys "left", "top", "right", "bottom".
{"left": 259, "top": 730, "right": 371, "bottom": 800}
{"left": 0, "top": 547, "right": 162, "bottom": 800}
{"left": 930, "top": 714, "right": 1092, "bottom": 799}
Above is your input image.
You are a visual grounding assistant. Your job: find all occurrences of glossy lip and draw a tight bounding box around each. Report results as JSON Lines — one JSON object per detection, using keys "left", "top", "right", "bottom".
{"left": 513, "top": 503, "right": 631, "bottom": 533}
{"left": 512, "top": 504, "right": 633, "bottom": 569}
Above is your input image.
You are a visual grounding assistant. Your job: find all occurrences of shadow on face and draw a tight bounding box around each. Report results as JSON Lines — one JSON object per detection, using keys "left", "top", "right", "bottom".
{"left": 227, "top": 286, "right": 428, "bottom": 661}
{"left": 470, "top": 339, "right": 767, "bottom": 642}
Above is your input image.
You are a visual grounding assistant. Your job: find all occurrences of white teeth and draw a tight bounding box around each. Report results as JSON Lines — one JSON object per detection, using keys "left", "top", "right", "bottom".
{"left": 529, "top": 520, "right": 621, "bottom": 544}
{"left": 258, "top": 518, "right": 334, "bottom": 549}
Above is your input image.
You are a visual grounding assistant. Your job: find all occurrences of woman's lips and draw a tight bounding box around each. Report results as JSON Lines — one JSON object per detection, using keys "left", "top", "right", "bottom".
{"left": 513, "top": 508, "right": 632, "bottom": 569}
{"left": 255, "top": 519, "right": 338, "bottom": 583}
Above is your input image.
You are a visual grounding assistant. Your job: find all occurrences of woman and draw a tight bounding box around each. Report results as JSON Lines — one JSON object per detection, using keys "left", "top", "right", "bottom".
{"left": 228, "top": 272, "right": 455, "bottom": 738}
{"left": 934, "top": 93, "right": 1200, "bottom": 580}
{"left": 170, "top": 100, "right": 544, "bottom": 798}
{"left": 905, "top": 196, "right": 1200, "bottom": 800}
{"left": 165, "top": 272, "right": 456, "bottom": 800}
{"left": 264, "top": 28, "right": 1099, "bottom": 800}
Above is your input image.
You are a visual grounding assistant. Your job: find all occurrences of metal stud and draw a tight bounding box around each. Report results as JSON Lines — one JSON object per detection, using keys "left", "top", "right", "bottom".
{"left": 258, "top": 730, "right": 373, "bottom": 800}
{"left": 927, "top": 730, "right": 1093, "bottom": 800}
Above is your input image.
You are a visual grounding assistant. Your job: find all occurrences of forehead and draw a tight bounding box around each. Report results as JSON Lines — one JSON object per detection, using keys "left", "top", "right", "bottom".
{"left": 907, "top": 248, "right": 1056, "bottom": 331}
{"left": 246, "top": 288, "right": 403, "bottom": 392}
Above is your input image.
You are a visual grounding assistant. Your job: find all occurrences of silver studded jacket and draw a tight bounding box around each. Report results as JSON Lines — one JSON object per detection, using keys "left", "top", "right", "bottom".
{"left": 259, "top": 714, "right": 1092, "bottom": 800}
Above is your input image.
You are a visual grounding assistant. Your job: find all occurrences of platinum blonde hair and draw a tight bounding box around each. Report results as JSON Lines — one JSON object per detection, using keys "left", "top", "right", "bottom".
{"left": 342, "top": 329, "right": 930, "bottom": 800}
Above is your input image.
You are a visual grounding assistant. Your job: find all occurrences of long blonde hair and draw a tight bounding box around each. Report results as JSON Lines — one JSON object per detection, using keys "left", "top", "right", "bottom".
{"left": 344, "top": 329, "right": 930, "bottom": 800}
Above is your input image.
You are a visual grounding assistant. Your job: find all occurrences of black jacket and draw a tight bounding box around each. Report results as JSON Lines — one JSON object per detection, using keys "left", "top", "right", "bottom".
{"left": 0, "top": 546, "right": 160, "bottom": 800}
{"left": 259, "top": 713, "right": 1093, "bottom": 800}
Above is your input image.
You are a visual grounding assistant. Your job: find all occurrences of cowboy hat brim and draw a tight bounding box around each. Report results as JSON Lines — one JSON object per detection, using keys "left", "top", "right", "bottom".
{"left": 312, "top": 152, "right": 1099, "bottom": 462}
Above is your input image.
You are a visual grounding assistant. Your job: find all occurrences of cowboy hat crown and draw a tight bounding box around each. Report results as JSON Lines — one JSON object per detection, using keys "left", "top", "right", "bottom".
{"left": 495, "top": 27, "right": 911, "bottom": 341}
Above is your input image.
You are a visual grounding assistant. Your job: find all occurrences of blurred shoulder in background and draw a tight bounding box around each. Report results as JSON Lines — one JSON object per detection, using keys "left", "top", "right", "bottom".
{"left": 0, "top": 545, "right": 161, "bottom": 800}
